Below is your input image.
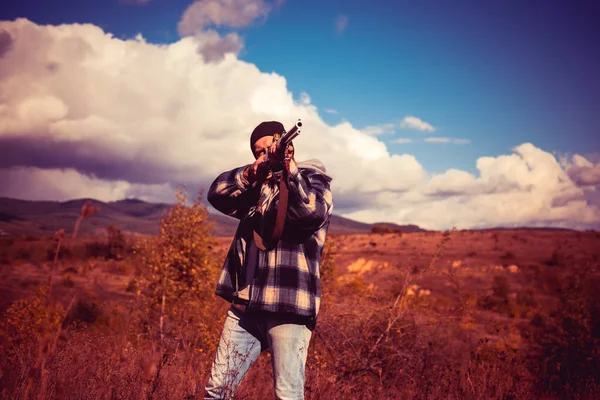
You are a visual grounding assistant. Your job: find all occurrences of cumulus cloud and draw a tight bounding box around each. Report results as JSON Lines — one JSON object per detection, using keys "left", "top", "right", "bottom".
{"left": 567, "top": 155, "right": 600, "bottom": 186}
{"left": 424, "top": 137, "right": 470, "bottom": 144}
{"left": 0, "top": 167, "right": 174, "bottom": 202}
{"left": 391, "top": 138, "right": 414, "bottom": 144}
{"left": 194, "top": 29, "right": 244, "bottom": 62}
{"left": 399, "top": 116, "right": 435, "bottom": 132}
{"left": 0, "top": 19, "right": 598, "bottom": 230}
{"left": 344, "top": 143, "right": 600, "bottom": 230}
{"left": 361, "top": 123, "right": 395, "bottom": 136}
{"left": 0, "top": 29, "right": 12, "bottom": 58}
{"left": 335, "top": 15, "right": 348, "bottom": 34}
{"left": 298, "top": 92, "right": 311, "bottom": 106}
{"left": 178, "top": 0, "right": 275, "bottom": 36}
{"left": 177, "top": 0, "right": 279, "bottom": 62}
{"left": 0, "top": 19, "right": 422, "bottom": 212}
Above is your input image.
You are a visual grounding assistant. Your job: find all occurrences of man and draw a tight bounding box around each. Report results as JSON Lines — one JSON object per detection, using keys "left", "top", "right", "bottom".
{"left": 204, "top": 121, "right": 333, "bottom": 399}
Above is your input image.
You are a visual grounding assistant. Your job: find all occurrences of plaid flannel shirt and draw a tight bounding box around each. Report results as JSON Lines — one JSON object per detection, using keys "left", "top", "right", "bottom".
{"left": 207, "top": 159, "right": 333, "bottom": 324}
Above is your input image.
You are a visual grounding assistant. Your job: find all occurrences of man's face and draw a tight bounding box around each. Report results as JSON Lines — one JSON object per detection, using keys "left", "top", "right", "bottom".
{"left": 253, "top": 135, "right": 274, "bottom": 160}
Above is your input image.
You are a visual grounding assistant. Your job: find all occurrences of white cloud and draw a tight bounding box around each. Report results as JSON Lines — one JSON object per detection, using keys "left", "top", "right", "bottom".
{"left": 298, "top": 92, "right": 311, "bottom": 106}
{"left": 424, "top": 137, "right": 470, "bottom": 144}
{"left": 177, "top": 0, "right": 277, "bottom": 62}
{"left": 0, "top": 167, "right": 174, "bottom": 203}
{"left": 391, "top": 138, "right": 414, "bottom": 144}
{"left": 399, "top": 115, "right": 435, "bottom": 132}
{"left": 193, "top": 29, "right": 244, "bottom": 63}
{"left": 335, "top": 15, "right": 348, "bottom": 34}
{"left": 324, "top": 108, "right": 339, "bottom": 115}
{"left": 361, "top": 123, "right": 395, "bottom": 136}
{"left": 0, "top": 19, "right": 598, "bottom": 230}
{"left": 178, "top": 0, "right": 275, "bottom": 37}
{"left": 567, "top": 155, "right": 600, "bottom": 186}
{"left": 0, "top": 18, "right": 423, "bottom": 213}
{"left": 345, "top": 143, "right": 600, "bottom": 230}
{"left": 572, "top": 154, "right": 594, "bottom": 168}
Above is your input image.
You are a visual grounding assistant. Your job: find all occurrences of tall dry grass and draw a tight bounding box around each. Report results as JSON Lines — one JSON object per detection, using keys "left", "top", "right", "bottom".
{"left": 0, "top": 192, "right": 599, "bottom": 399}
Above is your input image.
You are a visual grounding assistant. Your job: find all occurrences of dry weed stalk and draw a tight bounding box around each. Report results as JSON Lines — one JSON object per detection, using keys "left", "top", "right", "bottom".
{"left": 147, "top": 350, "right": 171, "bottom": 400}
{"left": 22, "top": 292, "right": 77, "bottom": 400}
{"left": 22, "top": 201, "right": 99, "bottom": 399}
{"left": 47, "top": 201, "right": 98, "bottom": 301}
{"left": 72, "top": 200, "right": 99, "bottom": 240}
{"left": 47, "top": 229, "right": 65, "bottom": 302}
{"left": 369, "top": 228, "right": 455, "bottom": 354}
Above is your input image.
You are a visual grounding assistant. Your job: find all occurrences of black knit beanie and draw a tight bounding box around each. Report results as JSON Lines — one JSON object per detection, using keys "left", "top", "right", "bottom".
{"left": 250, "top": 121, "right": 284, "bottom": 156}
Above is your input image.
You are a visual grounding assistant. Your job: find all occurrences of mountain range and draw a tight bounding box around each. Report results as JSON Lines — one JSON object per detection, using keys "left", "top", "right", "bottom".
{"left": 0, "top": 197, "right": 425, "bottom": 237}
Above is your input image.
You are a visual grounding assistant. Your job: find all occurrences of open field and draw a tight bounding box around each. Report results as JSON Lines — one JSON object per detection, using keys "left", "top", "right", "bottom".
{"left": 1, "top": 218, "right": 599, "bottom": 399}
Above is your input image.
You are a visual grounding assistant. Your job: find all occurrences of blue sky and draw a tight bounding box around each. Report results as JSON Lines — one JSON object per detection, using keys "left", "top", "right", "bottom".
{"left": 2, "top": 0, "right": 598, "bottom": 174}
{"left": 1, "top": 0, "right": 600, "bottom": 229}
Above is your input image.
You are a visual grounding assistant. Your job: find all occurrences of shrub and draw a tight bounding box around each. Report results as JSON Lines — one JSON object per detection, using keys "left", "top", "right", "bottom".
{"left": 62, "top": 266, "right": 78, "bottom": 274}
{"left": 320, "top": 237, "right": 338, "bottom": 287}
{"left": 107, "top": 225, "right": 126, "bottom": 260}
{"left": 478, "top": 276, "right": 514, "bottom": 316}
{"left": 0, "top": 285, "right": 64, "bottom": 347}
{"left": 134, "top": 189, "right": 221, "bottom": 345}
{"left": 545, "top": 248, "right": 564, "bottom": 267}
{"left": 0, "top": 237, "right": 14, "bottom": 248}
{"left": 527, "top": 267, "right": 600, "bottom": 397}
{"left": 47, "top": 243, "right": 73, "bottom": 261}
{"left": 86, "top": 240, "right": 108, "bottom": 259}
{"left": 62, "top": 273, "right": 75, "bottom": 288}
{"left": 517, "top": 289, "right": 537, "bottom": 308}
{"left": 500, "top": 251, "right": 516, "bottom": 262}
{"left": 371, "top": 224, "right": 402, "bottom": 235}
{"left": 492, "top": 275, "right": 510, "bottom": 299}
{"left": 125, "top": 278, "right": 138, "bottom": 293}
{"left": 136, "top": 189, "right": 217, "bottom": 300}
{"left": 64, "top": 291, "right": 103, "bottom": 327}
{"left": 16, "top": 246, "right": 34, "bottom": 261}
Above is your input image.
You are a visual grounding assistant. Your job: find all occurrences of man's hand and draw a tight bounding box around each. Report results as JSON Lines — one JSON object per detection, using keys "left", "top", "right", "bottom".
{"left": 244, "top": 154, "right": 270, "bottom": 184}
{"left": 267, "top": 142, "right": 295, "bottom": 173}
{"left": 282, "top": 143, "right": 296, "bottom": 173}
{"left": 244, "top": 142, "right": 296, "bottom": 184}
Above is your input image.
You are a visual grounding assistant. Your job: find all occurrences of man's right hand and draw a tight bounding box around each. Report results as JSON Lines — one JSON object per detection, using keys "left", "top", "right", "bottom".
{"left": 244, "top": 155, "right": 269, "bottom": 184}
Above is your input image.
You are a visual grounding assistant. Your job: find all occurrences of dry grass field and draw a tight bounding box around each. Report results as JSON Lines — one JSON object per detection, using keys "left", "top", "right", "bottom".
{"left": 0, "top": 197, "right": 599, "bottom": 399}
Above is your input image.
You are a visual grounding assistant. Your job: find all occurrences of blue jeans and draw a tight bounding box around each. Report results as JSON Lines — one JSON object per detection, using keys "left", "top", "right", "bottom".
{"left": 204, "top": 306, "right": 312, "bottom": 400}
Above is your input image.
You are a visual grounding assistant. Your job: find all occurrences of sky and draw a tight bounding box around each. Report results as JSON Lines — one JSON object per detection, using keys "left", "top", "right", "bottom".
{"left": 0, "top": 0, "right": 599, "bottom": 230}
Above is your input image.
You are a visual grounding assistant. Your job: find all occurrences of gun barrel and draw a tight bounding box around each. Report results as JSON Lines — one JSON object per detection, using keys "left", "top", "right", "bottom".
{"left": 281, "top": 119, "right": 302, "bottom": 146}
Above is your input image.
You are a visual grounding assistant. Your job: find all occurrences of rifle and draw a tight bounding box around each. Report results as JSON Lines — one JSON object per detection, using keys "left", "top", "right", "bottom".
{"left": 264, "top": 119, "right": 302, "bottom": 170}
{"left": 254, "top": 119, "right": 302, "bottom": 250}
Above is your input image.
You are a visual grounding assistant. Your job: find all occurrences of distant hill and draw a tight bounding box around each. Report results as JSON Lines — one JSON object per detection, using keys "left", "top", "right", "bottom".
{"left": 0, "top": 197, "right": 427, "bottom": 237}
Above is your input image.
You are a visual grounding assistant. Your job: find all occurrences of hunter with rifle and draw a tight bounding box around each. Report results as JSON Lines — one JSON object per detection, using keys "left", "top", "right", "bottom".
{"left": 204, "top": 119, "right": 334, "bottom": 399}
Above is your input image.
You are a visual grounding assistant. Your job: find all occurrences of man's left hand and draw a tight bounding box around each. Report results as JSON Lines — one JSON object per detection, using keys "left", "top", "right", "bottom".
{"left": 268, "top": 142, "right": 295, "bottom": 172}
